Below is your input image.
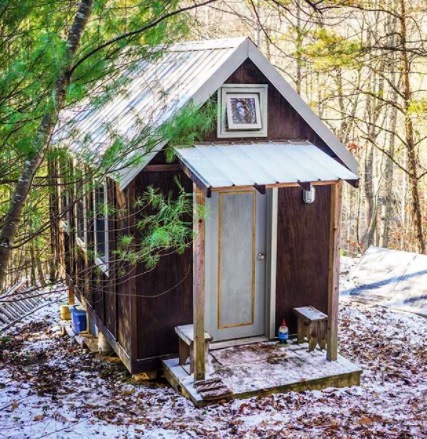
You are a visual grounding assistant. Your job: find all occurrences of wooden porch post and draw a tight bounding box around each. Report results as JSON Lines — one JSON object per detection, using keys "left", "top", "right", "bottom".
{"left": 193, "top": 184, "right": 206, "bottom": 380}
{"left": 327, "top": 181, "right": 342, "bottom": 361}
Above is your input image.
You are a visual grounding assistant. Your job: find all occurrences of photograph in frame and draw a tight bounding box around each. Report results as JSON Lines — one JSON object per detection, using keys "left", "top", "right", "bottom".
{"left": 226, "top": 93, "right": 262, "bottom": 130}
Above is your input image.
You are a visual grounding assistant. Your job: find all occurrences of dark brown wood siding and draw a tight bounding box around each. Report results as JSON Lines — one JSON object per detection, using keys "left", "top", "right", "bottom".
{"left": 133, "top": 169, "right": 193, "bottom": 365}
{"left": 204, "top": 59, "right": 333, "bottom": 159}
{"left": 115, "top": 182, "right": 135, "bottom": 355}
{"left": 275, "top": 185, "right": 332, "bottom": 333}
{"left": 103, "top": 180, "right": 117, "bottom": 337}
{"left": 83, "top": 181, "right": 135, "bottom": 369}
{"left": 86, "top": 180, "right": 134, "bottom": 354}
{"left": 64, "top": 178, "right": 134, "bottom": 361}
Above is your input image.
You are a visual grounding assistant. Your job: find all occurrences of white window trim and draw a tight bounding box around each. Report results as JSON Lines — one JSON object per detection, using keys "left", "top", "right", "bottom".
{"left": 74, "top": 163, "right": 88, "bottom": 250}
{"left": 217, "top": 84, "right": 268, "bottom": 138}
{"left": 59, "top": 158, "right": 72, "bottom": 234}
{"left": 93, "top": 180, "right": 109, "bottom": 276}
{"left": 59, "top": 219, "right": 70, "bottom": 233}
{"left": 75, "top": 195, "right": 88, "bottom": 249}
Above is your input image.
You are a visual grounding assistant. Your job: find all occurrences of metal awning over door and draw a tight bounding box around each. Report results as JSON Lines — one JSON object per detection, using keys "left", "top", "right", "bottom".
{"left": 174, "top": 141, "right": 358, "bottom": 192}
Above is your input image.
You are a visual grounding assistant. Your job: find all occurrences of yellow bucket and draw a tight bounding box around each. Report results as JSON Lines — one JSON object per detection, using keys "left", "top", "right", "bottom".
{"left": 60, "top": 304, "right": 71, "bottom": 320}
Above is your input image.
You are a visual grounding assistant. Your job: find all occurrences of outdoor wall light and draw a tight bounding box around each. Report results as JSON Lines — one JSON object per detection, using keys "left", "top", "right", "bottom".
{"left": 303, "top": 185, "right": 316, "bottom": 204}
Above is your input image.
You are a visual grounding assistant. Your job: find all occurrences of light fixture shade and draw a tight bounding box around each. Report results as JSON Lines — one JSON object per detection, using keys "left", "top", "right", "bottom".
{"left": 303, "top": 185, "right": 316, "bottom": 204}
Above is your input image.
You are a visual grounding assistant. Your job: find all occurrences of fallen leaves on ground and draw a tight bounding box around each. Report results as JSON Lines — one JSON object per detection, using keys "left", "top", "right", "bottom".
{"left": 0, "top": 294, "right": 426, "bottom": 438}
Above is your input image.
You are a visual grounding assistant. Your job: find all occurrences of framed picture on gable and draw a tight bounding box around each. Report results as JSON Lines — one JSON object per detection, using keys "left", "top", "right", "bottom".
{"left": 226, "top": 93, "right": 262, "bottom": 130}
{"left": 218, "top": 84, "right": 268, "bottom": 138}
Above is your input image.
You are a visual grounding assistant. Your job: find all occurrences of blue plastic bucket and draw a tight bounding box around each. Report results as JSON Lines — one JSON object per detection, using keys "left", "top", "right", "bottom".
{"left": 70, "top": 306, "right": 87, "bottom": 334}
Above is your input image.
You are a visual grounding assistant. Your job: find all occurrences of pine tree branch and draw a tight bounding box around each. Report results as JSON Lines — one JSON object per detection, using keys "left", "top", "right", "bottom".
{"left": 0, "top": 0, "right": 94, "bottom": 288}
{"left": 69, "top": 0, "right": 218, "bottom": 77}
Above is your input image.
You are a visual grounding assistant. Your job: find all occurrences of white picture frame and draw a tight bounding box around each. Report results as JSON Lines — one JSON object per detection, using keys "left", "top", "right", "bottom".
{"left": 217, "top": 84, "right": 268, "bottom": 138}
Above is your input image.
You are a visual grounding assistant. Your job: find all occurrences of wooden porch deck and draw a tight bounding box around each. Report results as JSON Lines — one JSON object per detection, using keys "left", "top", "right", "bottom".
{"left": 163, "top": 340, "right": 362, "bottom": 407}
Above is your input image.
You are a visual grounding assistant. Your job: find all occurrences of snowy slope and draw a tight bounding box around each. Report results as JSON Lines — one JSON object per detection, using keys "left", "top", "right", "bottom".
{"left": 343, "top": 246, "right": 427, "bottom": 316}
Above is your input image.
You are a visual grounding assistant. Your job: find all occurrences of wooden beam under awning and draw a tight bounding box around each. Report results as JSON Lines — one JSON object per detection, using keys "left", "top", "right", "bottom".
{"left": 347, "top": 179, "right": 359, "bottom": 188}
{"left": 205, "top": 179, "right": 358, "bottom": 193}
{"left": 178, "top": 162, "right": 359, "bottom": 195}
{"left": 142, "top": 164, "right": 181, "bottom": 173}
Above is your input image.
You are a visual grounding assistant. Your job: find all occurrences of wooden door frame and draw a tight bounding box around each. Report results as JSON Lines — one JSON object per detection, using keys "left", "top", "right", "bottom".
{"left": 266, "top": 188, "right": 278, "bottom": 339}
{"left": 204, "top": 187, "right": 278, "bottom": 342}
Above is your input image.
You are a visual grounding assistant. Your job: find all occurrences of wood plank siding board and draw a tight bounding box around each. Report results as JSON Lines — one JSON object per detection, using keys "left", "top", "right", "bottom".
{"left": 115, "top": 183, "right": 133, "bottom": 354}
{"left": 126, "top": 180, "right": 139, "bottom": 360}
{"left": 63, "top": 175, "right": 135, "bottom": 362}
{"left": 92, "top": 257, "right": 104, "bottom": 322}
{"left": 86, "top": 189, "right": 94, "bottom": 309}
{"left": 275, "top": 185, "right": 332, "bottom": 334}
{"left": 104, "top": 179, "right": 117, "bottom": 337}
{"left": 133, "top": 169, "right": 193, "bottom": 363}
{"left": 74, "top": 293, "right": 171, "bottom": 374}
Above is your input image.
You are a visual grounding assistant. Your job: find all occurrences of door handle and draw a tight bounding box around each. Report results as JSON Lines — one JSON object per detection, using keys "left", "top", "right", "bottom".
{"left": 258, "top": 253, "right": 265, "bottom": 260}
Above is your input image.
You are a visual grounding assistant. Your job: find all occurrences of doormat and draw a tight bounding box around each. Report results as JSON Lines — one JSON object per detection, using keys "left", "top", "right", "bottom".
{"left": 210, "top": 341, "right": 294, "bottom": 367}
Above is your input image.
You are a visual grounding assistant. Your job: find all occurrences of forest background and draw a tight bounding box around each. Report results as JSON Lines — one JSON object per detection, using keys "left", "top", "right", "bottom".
{"left": 0, "top": 0, "right": 426, "bottom": 292}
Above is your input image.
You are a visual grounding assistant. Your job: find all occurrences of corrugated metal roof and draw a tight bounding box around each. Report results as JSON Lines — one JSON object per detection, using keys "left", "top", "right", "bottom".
{"left": 54, "top": 36, "right": 358, "bottom": 190}
{"left": 55, "top": 38, "right": 248, "bottom": 186}
{"left": 174, "top": 142, "right": 358, "bottom": 189}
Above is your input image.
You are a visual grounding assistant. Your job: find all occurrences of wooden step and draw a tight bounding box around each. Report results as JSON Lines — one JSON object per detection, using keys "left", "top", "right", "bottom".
{"left": 194, "top": 377, "right": 232, "bottom": 402}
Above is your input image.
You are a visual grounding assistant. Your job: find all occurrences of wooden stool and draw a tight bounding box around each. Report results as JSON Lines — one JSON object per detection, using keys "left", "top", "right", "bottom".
{"left": 293, "top": 306, "right": 328, "bottom": 352}
{"left": 175, "top": 324, "right": 212, "bottom": 374}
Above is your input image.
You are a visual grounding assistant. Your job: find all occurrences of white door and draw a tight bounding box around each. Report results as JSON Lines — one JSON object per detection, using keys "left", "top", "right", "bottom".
{"left": 205, "top": 190, "right": 267, "bottom": 341}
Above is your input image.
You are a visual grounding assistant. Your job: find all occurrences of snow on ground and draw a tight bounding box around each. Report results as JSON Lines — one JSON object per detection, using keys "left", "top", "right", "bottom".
{"left": 1, "top": 268, "right": 427, "bottom": 438}
{"left": 339, "top": 255, "right": 361, "bottom": 292}
{"left": 341, "top": 247, "right": 427, "bottom": 316}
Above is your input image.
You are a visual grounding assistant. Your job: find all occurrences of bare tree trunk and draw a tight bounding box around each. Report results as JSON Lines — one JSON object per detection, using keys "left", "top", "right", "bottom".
{"left": 363, "top": 138, "right": 377, "bottom": 247}
{"left": 36, "top": 249, "right": 46, "bottom": 287}
{"left": 380, "top": 107, "right": 397, "bottom": 248}
{"left": 48, "top": 150, "right": 61, "bottom": 282}
{"left": 339, "top": 68, "right": 362, "bottom": 142}
{"left": 295, "top": 0, "right": 302, "bottom": 94}
{"left": 362, "top": 75, "right": 379, "bottom": 248}
{"left": 380, "top": 82, "right": 398, "bottom": 248}
{"left": 0, "top": 0, "right": 94, "bottom": 289}
{"left": 399, "top": 0, "right": 425, "bottom": 253}
{"left": 380, "top": 5, "right": 399, "bottom": 248}
{"left": 362, "top": 9, "right": 387, "bottom": 249}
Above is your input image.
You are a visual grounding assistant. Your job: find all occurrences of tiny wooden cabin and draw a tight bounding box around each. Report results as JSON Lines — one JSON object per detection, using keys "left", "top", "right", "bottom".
{"left": 57, "top": 37, "right": 358, "bottom": 376}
